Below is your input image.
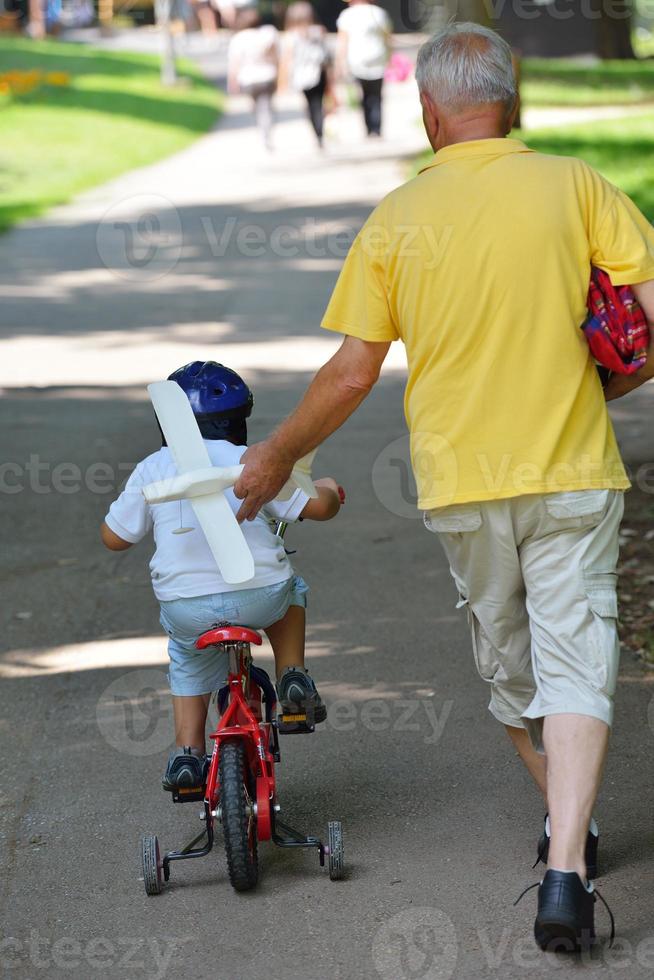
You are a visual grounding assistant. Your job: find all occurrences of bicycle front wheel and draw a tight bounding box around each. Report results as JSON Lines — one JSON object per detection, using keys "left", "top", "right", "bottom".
{"left": 219, "top": 739, "right": 259, "bottom": 891}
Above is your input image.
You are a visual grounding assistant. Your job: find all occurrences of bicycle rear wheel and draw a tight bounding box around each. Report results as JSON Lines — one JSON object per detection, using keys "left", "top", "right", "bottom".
{"left": 219, "top": 739, "right": 259, "bottom": 891}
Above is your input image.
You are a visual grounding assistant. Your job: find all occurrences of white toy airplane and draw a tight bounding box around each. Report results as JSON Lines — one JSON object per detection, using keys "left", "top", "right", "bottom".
{"left": 141, "top": 381, "right": 318, "bottom": 585}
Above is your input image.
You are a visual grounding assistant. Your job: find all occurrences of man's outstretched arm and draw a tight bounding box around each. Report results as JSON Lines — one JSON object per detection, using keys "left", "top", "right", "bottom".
{"left": 234, "top": 335, "right": 391, "bottom": 521}
{"left": 604, "top": 279, "right": 654, "bottom": 401}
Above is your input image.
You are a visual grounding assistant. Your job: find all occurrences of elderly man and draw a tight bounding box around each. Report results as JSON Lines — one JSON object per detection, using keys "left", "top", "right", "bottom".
{"left": 234, "top": 24, "right": 654, "bottom": 950}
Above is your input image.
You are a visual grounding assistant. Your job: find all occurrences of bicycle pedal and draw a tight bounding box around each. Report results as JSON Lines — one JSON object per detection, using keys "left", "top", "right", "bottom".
{"left": 170, "top": 786, "right": 205, "bottom": 803}
{"left": 277, "top": 712, "right": 315, "bottom": 735}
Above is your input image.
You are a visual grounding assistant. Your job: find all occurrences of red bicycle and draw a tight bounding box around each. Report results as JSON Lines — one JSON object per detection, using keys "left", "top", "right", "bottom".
{"left": 141, "top": 623, "right": 344, "bottom": 893}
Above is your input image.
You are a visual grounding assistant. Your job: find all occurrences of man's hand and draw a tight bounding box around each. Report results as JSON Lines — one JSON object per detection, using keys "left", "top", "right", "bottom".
{"left": 234, "top": 441, "right": 294, "bottom": 523}
{"left": 604, "top": 367, "right": 654, "bottom": 401}
{"left": 233, "top": 337, "right": 389, "bottom": 521}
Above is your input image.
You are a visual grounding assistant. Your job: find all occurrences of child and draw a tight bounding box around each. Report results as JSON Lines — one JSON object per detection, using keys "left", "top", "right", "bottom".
{"left": 101, "top": 361, "right": 342, "bottom": 793}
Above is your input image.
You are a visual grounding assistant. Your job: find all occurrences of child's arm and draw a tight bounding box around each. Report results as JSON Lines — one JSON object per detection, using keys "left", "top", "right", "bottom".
{"left": 300, "top": 477, "right": 342, "bottom": 522}
{"left": 100, "top": 458, "right": 153, "bottom": 551}
{"left": 100, "top": 522, "right": 133, "bottom": 552}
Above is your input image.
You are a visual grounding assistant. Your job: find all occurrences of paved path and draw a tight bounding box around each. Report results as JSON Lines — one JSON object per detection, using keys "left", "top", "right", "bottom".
{"left": 1, "top": 33, "right": 654, "bottom": 980}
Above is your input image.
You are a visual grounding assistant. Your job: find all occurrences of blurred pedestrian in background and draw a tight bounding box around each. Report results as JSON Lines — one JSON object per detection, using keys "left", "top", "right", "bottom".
{"left": 281, "top": 2, "right": 332, "bottom": 148}
{"left": 336, "top": 0, "right": 392, "bottom": 138}
{"left": 216, "top": 0, "right": 256, "bottom": 29}
{"left": 228, "top": 7, "right": 280, "bottom": 151}
{"left": 189, "top": 0, "right": 219, "bottom": 34}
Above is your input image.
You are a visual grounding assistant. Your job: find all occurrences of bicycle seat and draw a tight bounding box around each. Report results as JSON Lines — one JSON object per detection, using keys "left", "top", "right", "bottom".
{"left": 195, "top": 626, "right": 263, "bottom": 649}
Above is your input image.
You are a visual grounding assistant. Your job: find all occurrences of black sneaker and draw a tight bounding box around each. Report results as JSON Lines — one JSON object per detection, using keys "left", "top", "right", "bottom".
{"left": 276, "top": 666, "right": 326, "bottom": 732}
{"left": 515, "top": 870, "right": 615, "bottom": 953}
{"left": 534, "top": 814, "right": 599, "bottom": 879}
{"left": 535, "top": 871, "right": 597, "bottom": 952}
{"left": 162, "top": 746, "right": 208, "bottom": 794}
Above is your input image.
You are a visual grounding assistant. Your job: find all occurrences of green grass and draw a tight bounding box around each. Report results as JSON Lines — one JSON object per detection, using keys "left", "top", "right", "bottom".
{"left": 522, "top": 57, "right": 654, "bottom": 106}
{"left": 0, "top": 37, "right": 222, "bottom": 231}
{"left": 521, "top": 113, "right": 654, "bottom": 219}
{"left": 414, "top": 113, "right": 654, "bottom": 221}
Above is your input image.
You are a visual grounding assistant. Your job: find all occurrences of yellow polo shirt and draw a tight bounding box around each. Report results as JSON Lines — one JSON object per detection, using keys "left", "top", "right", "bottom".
{"left": 321, "top": 138, "right": 654, "bottom": 509}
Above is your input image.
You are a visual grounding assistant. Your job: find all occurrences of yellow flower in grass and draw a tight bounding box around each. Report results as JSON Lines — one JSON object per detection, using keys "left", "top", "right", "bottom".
{"left": 45, "top": 71, "right": 70, "bottom": 87}
{"left": 1, "top": 69, "right": 42, "bottom": 94}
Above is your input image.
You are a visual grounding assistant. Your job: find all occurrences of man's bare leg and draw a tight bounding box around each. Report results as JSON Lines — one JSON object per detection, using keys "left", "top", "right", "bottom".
{"left": 543, "top": 713, "right": 609, "bottom": 879}
{"left": 505, "top": 724, "right": 548, "bottom": 800}
{"left": 264, "top": 605, "right": 306, "bottom": 679}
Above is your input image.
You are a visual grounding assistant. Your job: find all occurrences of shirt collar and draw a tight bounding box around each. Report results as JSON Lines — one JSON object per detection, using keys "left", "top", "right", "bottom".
{"left": 418, "top": 138, "right": 533, "bottom": 174}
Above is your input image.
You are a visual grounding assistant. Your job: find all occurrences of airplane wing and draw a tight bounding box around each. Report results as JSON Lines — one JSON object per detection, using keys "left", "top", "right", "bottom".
{"left": 147, "top": 380, "right": 254, "bottom": 584}
{"left": 277, "top": 449, "right": 319, "bottom": 501}
{"left": 191, "top": 493, "right": 255, "bottom": 585}
{"left": 148, "top": 381, "right": 212, "bottom": 473}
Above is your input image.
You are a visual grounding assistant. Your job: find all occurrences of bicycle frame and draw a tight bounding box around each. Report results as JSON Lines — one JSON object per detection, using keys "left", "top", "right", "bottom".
{"left": 205, "top": 641, "right": 277, "bottom": 841}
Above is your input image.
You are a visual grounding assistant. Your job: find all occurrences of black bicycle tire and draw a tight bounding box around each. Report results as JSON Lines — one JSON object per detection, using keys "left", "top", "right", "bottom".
{"left": 219, "top": 740, "right": 259, "bottom": 892}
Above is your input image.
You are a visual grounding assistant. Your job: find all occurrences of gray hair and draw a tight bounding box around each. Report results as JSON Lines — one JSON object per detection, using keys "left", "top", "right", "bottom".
{"left": 415, "top": 23, "right": 517, "bottom": 113}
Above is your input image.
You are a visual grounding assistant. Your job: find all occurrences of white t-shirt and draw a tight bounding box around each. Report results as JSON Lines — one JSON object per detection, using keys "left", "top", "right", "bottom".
{"left": 104, "top": 441, "right": 308, "bottom": 602}
{"left": 337, "top": 3, "right": 391, "bottom": 81}
{"left": 228, "top": 25, "right": 279, "bottom": 89}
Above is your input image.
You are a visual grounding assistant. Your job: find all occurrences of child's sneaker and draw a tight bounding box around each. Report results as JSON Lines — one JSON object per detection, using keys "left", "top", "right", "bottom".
{"left": 162, "top": 746, "right": 208, "bottom": 793}
{"left": 276, "top": 666, "right": 327, "bottom": 727}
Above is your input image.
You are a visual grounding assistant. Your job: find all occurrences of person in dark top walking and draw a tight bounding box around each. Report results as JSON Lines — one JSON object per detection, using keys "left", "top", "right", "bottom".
{"left": 282, "top": 2, "right": 332, "bottom": 148}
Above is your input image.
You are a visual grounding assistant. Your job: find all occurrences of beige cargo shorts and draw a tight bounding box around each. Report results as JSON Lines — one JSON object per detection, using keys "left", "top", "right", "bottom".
{"left": 424, "top": 489, "right": 624, "bottom": 752}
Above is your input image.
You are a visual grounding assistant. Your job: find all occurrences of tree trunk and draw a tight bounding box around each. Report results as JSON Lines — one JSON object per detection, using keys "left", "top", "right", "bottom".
{"left": 597, "top": 2, "right": 635, "bottom": 59}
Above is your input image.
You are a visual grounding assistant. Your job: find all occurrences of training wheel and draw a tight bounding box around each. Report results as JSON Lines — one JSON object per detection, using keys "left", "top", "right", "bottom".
{"left": 141, "top": 834, "right": 164, "bottom": 895}
{"left": 327, "top": 821, "right": 344, "bottom": 881}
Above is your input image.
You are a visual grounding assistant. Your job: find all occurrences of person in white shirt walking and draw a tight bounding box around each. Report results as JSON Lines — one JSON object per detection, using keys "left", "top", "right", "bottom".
{"left": 336, "top": 0, "right": 392, "bottom": 137}
{"left": 227, "top": 8, "right": 280, "bottom": 150}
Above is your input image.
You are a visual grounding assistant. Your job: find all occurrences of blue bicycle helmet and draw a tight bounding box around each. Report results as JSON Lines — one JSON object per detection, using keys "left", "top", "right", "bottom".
{"left": 166, "top": 361, "right": 253, "bottom": 443}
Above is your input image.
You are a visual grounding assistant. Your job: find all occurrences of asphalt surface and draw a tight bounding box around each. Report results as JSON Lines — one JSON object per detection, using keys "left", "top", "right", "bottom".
{"left": 1, "top": 32, "right": 654, "bottom": 980}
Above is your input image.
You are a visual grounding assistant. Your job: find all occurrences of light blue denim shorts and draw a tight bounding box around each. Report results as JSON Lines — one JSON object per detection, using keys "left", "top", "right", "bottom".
{"left": 159, "top": 575, "right": 309, "bottom": 696}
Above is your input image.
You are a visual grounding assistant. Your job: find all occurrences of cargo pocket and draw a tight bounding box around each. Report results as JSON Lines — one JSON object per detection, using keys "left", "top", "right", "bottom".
{"left": 454, "top": 588, "right": 499, "bottom": 684}
{"left": 469, "top": 607, "right": 501, "bottom": 683}
{"left": 543, "top": 489, "right": 609, "bottom": 530}
{"left": 424, "top": 505, "right": 483, "bottom": 534}
{"left": 584, "top": 571, "right": 619, "bottom": 693}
